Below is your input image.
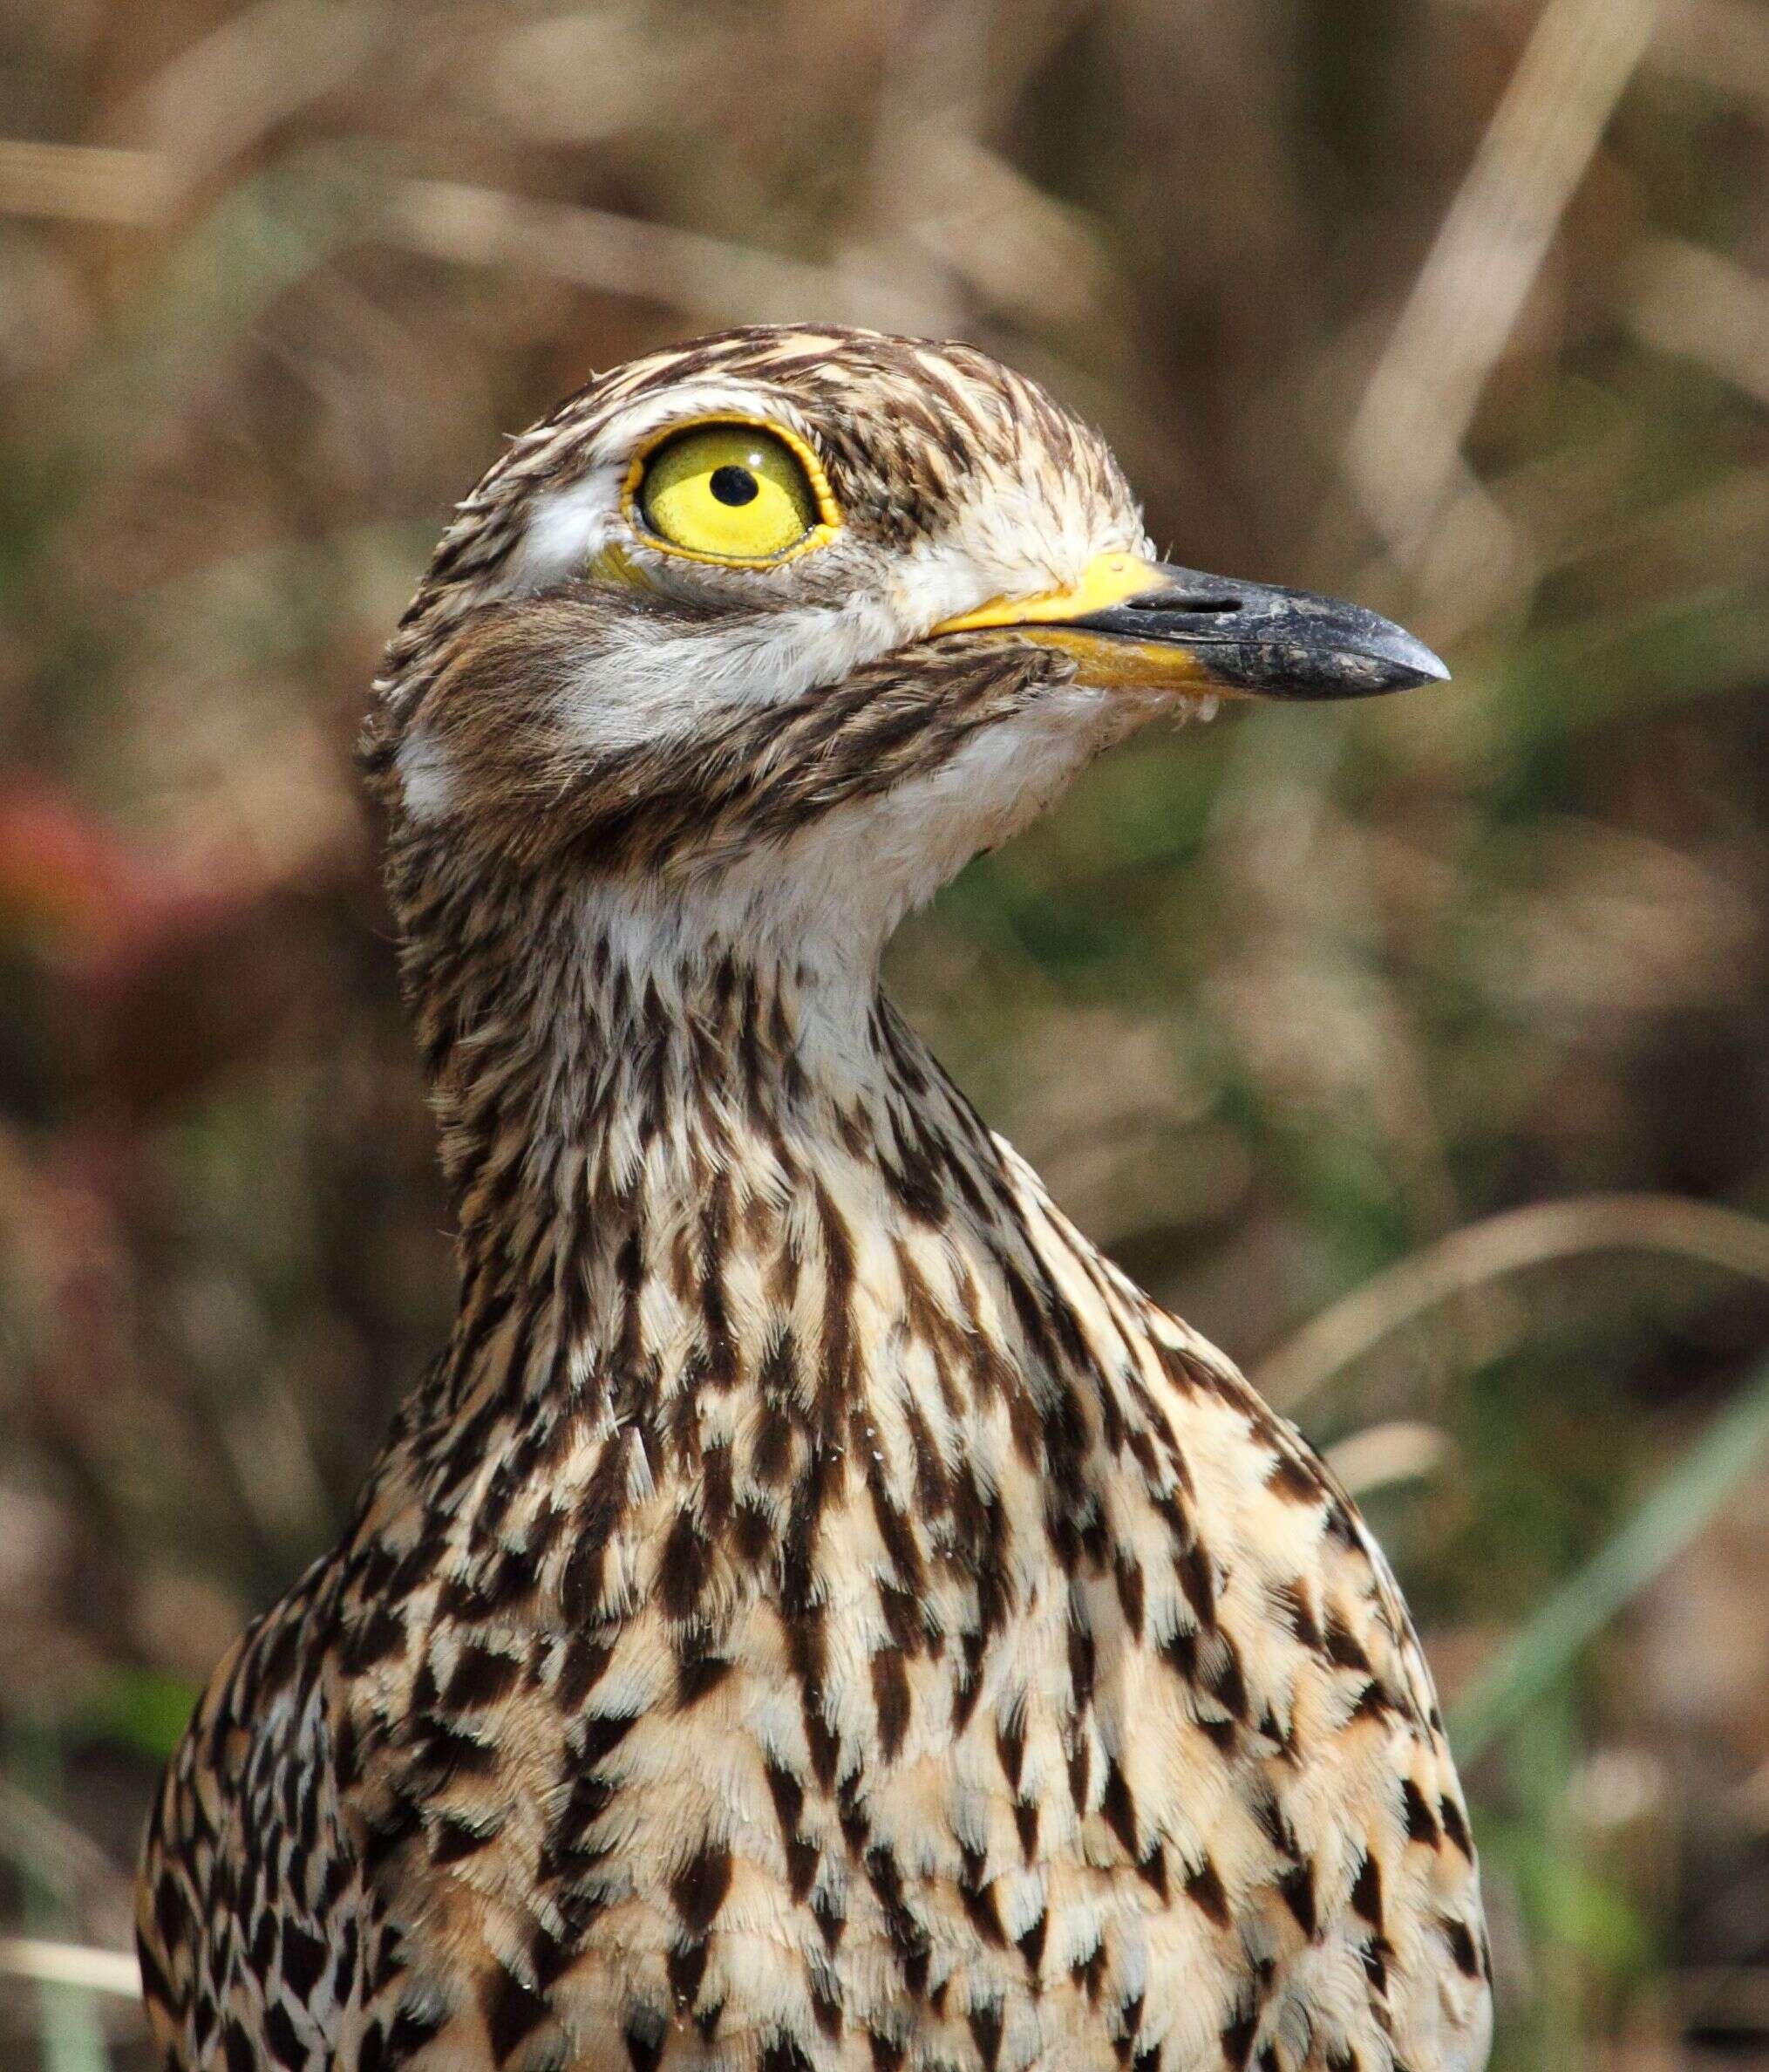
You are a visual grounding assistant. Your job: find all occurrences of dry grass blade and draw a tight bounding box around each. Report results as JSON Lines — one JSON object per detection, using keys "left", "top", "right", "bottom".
{"left": 1323, "top": 1421, "right": 1452, "bottom": 1497}
{"left": 115, "top": 0, "right": 381, "bottom": 198}
{"left": 0, "top": 1782, "right": 125, "bottom": 1916}
{"left": 1345, "top": 0, "right": 1657, "bottom": 576}
{"left": 1630, "top": 239, "right": 1769, "bottom": 411}
{"left": 0, "top": 140, "right": 174, "bottom": 226}
{"left": 1435, "top": 0, "right": 1769, "bottom": 118}
{"left": 378, "top": 180, "right": 953, "bottom": 336}
{"left": 1255, "top": 1194, "right": 1769, "bottom": 1410}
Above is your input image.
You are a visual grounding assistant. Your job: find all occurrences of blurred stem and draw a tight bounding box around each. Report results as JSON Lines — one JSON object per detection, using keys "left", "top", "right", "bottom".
{"left": 1450, "top": 1354, "right": 1769, "bottom": 1764}
{"left": 0, "top": 1779, "right": 117, "bottom": 1912}
{"left": 1519, "top": 1695, "right": 1590, "bottom": 2072}
{"left": 8, "top": 1729, "right": 112, "bottom": 2072}
{"left": 1255, "top": 1192, "right": 1769, "bottom": 1409}
{"left": 0, "top": 1939, "right": 139, "bottom": 2000}
{"left": 1493, "top": 578, "right": 1769, "bottom": 753}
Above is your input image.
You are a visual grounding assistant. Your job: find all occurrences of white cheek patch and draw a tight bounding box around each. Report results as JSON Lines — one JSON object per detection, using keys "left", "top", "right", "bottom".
{"left": 397, "top": 724, "right": 454, "bottom": 822}
{"left": 549, "top": 592, "right": 908, "bottom": 759}
{"left": 511, "top": 463, "right": 626, "bottom": 592}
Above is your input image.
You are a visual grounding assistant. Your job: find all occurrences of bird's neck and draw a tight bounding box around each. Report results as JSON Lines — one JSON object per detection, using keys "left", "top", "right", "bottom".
{"left": 399, "top": 862, "right": 1035, "bottom": 1431}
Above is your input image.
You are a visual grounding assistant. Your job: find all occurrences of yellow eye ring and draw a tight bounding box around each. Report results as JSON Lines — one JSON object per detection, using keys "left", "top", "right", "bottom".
{"left": 622, "top": 418, "right": 840, "bottom": 566}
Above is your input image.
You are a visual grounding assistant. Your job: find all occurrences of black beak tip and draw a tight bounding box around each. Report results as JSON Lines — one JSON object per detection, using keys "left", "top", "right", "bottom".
{"left": 1378, "top": 627, "right": 1451, "bottom": 692}
{"left": 1289, "top": 610, "right": 1451, "bottom": 699}
{"left": 1212, "top": 620, "right": 1451, "bottom": 700}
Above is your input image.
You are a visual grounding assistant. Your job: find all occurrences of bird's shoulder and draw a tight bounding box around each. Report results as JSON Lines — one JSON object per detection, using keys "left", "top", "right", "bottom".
{"left": 136, "top": 1549, "right": 391, "bottom": 2072}
{"left": 995, "top": 1130, "right": 1438, "bottom": 1693}
{"left": 134, "top": 1358, "right": 477, "bottom": 2071}
{"left": 991, "top": 1135, "right": 1493, "bottom": 2069}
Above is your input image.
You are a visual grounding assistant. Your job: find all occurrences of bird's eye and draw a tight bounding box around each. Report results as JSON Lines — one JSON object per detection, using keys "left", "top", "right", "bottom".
{"left": 633, "top": 424, "right": 826, "bottom": 562}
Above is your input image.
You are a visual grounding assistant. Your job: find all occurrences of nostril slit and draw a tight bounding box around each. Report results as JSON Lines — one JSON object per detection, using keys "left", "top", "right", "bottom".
{"left": 1131, "top": 590, "right": 1242, "bottom": 615}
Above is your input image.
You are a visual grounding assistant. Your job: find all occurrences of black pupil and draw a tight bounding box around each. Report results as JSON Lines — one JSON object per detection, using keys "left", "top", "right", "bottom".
{"left": 709, "top": 464, "right": 759, "bottom": 507}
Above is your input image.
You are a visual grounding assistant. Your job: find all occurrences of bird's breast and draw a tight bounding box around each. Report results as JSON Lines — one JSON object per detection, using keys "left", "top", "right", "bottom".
{"left": 339, "top": 1281, "right": 1487, "bottom": 2072}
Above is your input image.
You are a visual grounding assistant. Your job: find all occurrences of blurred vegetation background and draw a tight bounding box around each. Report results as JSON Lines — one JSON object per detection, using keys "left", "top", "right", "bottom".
{"left": 2, "top": 0, "right": 1768, "bottom": 2063}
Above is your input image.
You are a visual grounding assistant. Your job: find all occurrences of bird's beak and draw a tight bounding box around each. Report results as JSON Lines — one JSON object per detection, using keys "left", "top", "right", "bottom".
{"left": 929, "top": 552, "right": 1447, "bottom": 700}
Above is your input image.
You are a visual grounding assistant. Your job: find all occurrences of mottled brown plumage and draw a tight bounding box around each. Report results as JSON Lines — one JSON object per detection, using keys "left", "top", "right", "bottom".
{"left": 139, "top": 327, "right": 1489, "bottom": 2072}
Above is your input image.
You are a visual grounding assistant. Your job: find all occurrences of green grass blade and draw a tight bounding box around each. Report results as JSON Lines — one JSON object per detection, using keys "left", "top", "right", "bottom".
{"left": 1449, "top": 1359, "right": 1769, "bottom": 1764}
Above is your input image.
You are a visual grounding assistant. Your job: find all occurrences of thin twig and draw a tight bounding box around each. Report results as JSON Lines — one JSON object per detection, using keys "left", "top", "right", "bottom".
{"left": 1254, "top": 1193, "right": 1769, "bottom": 1409}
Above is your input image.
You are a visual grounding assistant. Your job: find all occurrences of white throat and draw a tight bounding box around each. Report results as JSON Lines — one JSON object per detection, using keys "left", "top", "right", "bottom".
{"left": 661, "top": 678, "right": 1142, "bottom": 969}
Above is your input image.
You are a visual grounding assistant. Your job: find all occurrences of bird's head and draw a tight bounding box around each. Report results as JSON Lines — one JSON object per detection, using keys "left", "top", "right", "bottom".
{"left": 364, "top": 326, "right": 1443, "bottom": 971}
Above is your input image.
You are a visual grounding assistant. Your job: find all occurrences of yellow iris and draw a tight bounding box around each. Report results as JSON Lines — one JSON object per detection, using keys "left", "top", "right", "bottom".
{"left": 636, "top": 425, "right": 821, "bottom": 562}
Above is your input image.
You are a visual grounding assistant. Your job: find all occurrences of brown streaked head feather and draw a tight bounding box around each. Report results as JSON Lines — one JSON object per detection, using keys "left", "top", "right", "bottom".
{"left": 360, "top": 327, "right": 1148, "bottom": 907}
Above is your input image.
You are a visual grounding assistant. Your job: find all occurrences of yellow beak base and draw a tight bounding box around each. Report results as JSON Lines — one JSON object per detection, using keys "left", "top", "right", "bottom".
{"left": 927, "top": 553, "right": 1168, "bottom": 637}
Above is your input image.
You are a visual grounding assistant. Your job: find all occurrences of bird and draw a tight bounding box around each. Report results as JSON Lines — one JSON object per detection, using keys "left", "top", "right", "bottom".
{"left": 138, "top": 325, "right": 1490, "bottom": 2072}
